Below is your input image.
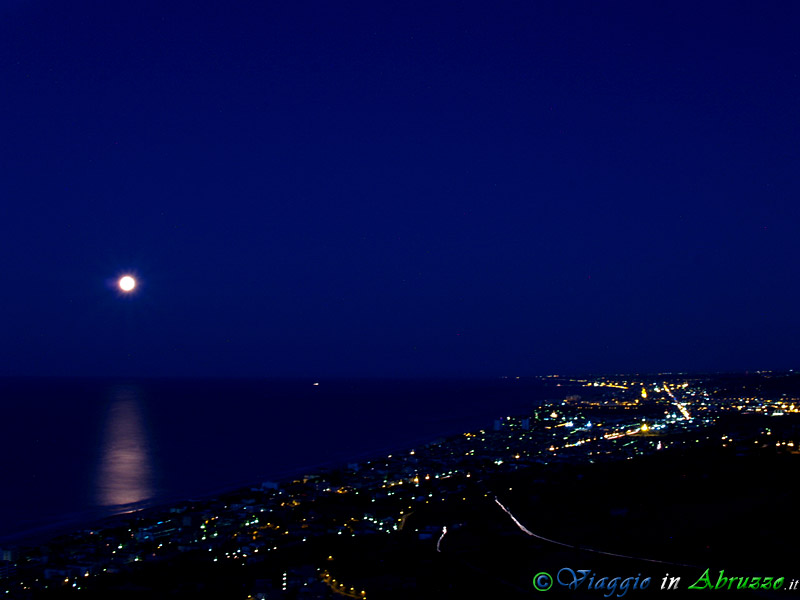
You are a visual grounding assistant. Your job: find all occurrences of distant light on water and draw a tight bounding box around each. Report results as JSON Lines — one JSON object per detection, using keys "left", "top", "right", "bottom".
{"left": 97, "top": 386, "right": 153, "bottom": 507}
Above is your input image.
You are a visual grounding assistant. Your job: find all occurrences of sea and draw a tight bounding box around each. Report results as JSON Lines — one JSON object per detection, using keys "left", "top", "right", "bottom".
{"left": 0, "top": 377, "right": 564, "bottom": 544}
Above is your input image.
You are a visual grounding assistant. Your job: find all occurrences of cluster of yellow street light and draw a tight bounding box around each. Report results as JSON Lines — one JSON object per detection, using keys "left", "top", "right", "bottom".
{"left": 320, "top": 570, "right": 367, "bottom": 599}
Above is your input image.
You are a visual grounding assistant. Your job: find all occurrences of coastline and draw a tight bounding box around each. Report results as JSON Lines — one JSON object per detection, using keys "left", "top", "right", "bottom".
{"left": 0, "top": 376, "right": 565, "bottom": 548}
{"left": 0, "top": 414, "right": 494, "bottom": 549}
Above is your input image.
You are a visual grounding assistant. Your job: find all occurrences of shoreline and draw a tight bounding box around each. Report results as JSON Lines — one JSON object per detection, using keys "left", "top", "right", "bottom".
{"left": 0, "top": 376, "right": 570, "bottom": 549}
{"left": 0, "top": 416, "right": 494, "bottom": 549}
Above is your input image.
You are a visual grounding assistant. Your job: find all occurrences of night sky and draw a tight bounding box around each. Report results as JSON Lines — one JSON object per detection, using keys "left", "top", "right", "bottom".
{"left": 2, "top": 1, "right": 799, "bottom": 378}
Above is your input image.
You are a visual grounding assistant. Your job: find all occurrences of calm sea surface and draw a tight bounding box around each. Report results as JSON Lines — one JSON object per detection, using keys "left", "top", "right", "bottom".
{"left": 0, "top": 377, "right": 560, "bottom": 542}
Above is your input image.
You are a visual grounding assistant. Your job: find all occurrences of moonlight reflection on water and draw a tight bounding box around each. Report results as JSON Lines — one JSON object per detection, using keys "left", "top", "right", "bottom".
{"left": 97, "top": 386, "right": 153, "bottom": 508}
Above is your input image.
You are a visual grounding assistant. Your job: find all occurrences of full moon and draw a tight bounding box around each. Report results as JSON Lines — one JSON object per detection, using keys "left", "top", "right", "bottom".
{"left": 118, "top": 275, "right": 136, "bottom": 292}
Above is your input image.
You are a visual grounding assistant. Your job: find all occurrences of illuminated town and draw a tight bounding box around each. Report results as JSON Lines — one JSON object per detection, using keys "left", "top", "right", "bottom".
{"left": 2, "top": 371, "right": 800, "bottom": 599}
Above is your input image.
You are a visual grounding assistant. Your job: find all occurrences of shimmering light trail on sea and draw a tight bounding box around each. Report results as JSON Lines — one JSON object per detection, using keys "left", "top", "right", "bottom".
{"left": 97, "top": 385, "right": 153, "bottom": 507}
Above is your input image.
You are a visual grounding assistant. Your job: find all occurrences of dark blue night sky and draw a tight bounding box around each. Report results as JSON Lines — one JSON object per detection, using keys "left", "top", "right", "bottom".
{"left": 2, "top": 1, "right": 799, "bottom": 377}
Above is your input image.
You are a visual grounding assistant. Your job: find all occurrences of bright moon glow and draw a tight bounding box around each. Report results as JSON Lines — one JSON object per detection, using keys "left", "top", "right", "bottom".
{"left": 118, "top": 275, "right": 136, "bottom": 292}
